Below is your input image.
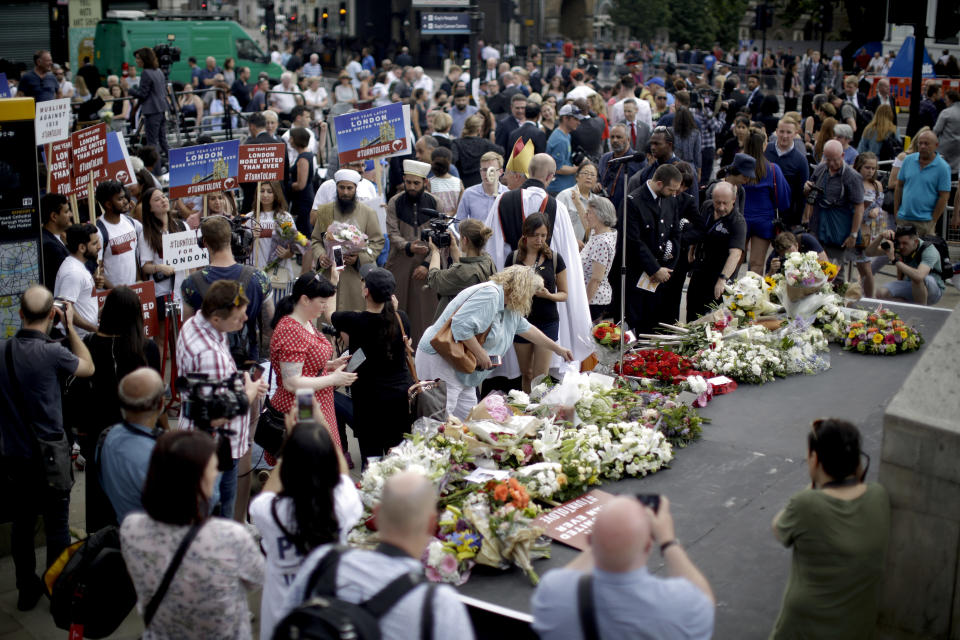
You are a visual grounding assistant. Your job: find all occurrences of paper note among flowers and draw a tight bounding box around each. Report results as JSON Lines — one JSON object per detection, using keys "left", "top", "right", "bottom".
{"left": 637, "top": 273, "right": 659, "bottom": 292}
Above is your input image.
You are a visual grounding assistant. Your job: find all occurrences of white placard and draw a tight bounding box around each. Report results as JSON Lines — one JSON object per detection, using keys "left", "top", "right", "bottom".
{"left": 35, "top": 98, "right": 72, "bottom": 144}
{"left": 464, "top": 468, "right": 511, "bottom": 484}
{"left": 162, "top": 229, "right": 209, "bottom": 270}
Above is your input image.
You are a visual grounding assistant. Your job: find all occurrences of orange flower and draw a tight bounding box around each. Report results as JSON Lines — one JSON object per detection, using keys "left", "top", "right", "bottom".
{"left": 493, "top": 484, "right": 509, "bottom": 502}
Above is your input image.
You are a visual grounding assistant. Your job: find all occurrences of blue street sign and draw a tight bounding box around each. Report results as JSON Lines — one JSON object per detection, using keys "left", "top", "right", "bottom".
{"left": 420, "top": 12, "right": 471, "bottom": 35}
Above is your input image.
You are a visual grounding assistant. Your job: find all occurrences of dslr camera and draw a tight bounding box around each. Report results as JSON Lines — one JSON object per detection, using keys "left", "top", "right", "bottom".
{"left": 570, "top": 146, "right": 588, "bottom": 166}
{"left": 177, "top": 373, "right": 250, "bottom": 469}
{"left": 806, "top": 185, "right": 824, "bottom": 206}
{"left": 418, "top": 209, "right": 455, "bottom": 249}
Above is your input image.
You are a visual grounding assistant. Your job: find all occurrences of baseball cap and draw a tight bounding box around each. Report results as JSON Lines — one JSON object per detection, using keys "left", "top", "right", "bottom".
{"left": 358, "top": 264, "right": 396, "bottom": 303}
{"left": 731, "top": 153, "right": 757, "bottom": 179}
{"left": 557, "top": 104, "right": 584, "bottom": 119}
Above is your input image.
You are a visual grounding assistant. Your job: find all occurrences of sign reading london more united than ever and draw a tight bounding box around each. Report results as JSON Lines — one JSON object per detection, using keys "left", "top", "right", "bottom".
{"left": 70, "top": 122, "right": 108, "bottom": 195}
{"left": 168, "top": 140, "right": 240, "bottom": 199}
{"left": 333, "top": 102, "right": 412, "bottom": 165}
{"left": 238, "top": 143, "right": 286, "bottom": 183}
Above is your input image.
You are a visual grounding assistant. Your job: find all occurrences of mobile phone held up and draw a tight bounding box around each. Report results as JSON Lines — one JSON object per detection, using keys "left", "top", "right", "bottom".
{"left": 636, "top": 493, "right": 661, "bottom": 513}
{"left": 332, "top": 245, "right": 345, "bottom": 271}
{"left": 295, "top": 388, "right": 313, "bottom": 421}
{"left": 249, "top": 364, "right": 264, "bottom": 382}
{"left": 489, "top": 354, "right": 502, "bottom": 367}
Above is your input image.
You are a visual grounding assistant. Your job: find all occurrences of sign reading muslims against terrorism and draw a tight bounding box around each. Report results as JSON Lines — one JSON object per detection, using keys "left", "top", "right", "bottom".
{"left": 70, "top": 122, "right": 108, "bottom": 196}
{"left": 532, "top": 489, "right": 616, "bottom": 551}
{"left": 238, "top": 143, "right": 286, "bottom": 183}
{"left": 168, "top": 140, "right": 240, "bottom": 199}
{"left": 333, "top": 102, "right": 412, "bottom": 165}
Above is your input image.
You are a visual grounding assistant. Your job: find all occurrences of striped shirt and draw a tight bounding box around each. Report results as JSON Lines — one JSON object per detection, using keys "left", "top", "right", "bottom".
{"left": 176, "top": 312, "right": 249, "bottom": 459}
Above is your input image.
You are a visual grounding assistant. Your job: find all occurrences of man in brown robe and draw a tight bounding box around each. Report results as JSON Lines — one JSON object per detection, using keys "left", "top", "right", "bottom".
{"left": 385, "top": 159, "right": 443, "bottom": 346}
{"left": 307, "top": 169, "right": 384, "bottom": 312}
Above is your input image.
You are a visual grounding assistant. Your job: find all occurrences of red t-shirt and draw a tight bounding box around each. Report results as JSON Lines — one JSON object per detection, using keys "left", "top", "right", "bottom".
{"left": 269, "top": 315, "right": 340, "bottom": 450}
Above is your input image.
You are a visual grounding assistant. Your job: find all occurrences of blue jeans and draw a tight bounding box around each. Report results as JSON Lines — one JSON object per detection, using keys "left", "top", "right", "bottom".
{"left": 216, "top": 457, "right": 238, "bottom": 519}
{"left": 4, "top": 456, "right": 71, "bottom": 589}
{"left": 883, "top": 276, "right": 943, "bottom": 305}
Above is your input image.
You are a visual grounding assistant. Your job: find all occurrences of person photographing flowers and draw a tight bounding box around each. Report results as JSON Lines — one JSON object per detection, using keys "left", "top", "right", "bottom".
{"left": 416, "top": 265, "right": 574, "bottom": 420}
{"left": 769, "top": 418, "right": 889, "bottom": 639}
{"left": 426, "top": 219, "right": 496, "bottom": 320}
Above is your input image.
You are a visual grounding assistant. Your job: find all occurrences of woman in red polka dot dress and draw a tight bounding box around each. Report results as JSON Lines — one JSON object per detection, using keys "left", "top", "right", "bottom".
{"left": 269, "top": 269, "right": 356, "bottom": 449}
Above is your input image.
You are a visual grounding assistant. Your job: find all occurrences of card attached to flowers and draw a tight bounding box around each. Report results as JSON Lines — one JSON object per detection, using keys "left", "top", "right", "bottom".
{"left": 533, "top": 489, "right": 616, "bottom": 550}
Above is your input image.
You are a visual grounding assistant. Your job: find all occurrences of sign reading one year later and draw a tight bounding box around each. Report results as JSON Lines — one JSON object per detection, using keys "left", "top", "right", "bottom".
{"left": 162, "top": 229, "right": 209, "bottom": 270}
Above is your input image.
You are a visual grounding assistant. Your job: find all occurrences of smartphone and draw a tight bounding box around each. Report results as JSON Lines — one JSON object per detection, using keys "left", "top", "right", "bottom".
{"left": 295, "top": 389, "right": 313, "bottom": 421}
{"left": 636, "top": 493, "right": 661, "bottom": 513}
{"left": 249, "top": 364, "right": 264, "bottom": 382}
{"left": 346, "top": 348, "right": 366, "bottom": 373}
{"left": 489, "top": 354, "right": 503, "bottom": 367}
{"left": 332, "top": 245, "right": 345, "bottom": 271}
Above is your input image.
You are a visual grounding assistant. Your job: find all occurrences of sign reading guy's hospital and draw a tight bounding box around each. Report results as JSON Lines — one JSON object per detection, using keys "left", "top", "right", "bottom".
{"left": 168, "top": 140, "right": 240, "bottom": 199}
{"left": 333, "top": 102, "right": 412, "bottom": 165}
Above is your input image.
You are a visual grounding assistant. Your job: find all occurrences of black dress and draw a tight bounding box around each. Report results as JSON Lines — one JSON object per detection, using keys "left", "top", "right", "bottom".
{"left": 504, "top": 249, "right": 566, "bottom": 342}
{"left": 70, "top": 334, "right": 161, "bottom": 532}
{"left": 290, "top": 151, "right": 316, "bottom": 236}
{"left": 331, "top": 310, "right": 414, "bottom": 463}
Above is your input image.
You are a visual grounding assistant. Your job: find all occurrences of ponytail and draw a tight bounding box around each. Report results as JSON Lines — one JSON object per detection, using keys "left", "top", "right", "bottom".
{"left": 271, "top": 294, "right": 296, "bottom": 329}
{"left": 378, "top": 298, "right": 399, "bottom": 361}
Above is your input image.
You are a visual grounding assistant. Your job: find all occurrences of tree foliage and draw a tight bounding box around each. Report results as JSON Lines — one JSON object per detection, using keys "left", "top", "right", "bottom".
{"left": 611, "top": 0, "right": 749, "bottom": 49}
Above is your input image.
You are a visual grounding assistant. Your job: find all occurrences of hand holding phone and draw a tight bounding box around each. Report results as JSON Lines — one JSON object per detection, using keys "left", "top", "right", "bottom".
{"left": 489, "top": 354, "right": 502, "bottom": 367}
{"left": 249, "top": 364, "right": 265, "bottom": 382}
{"left": 295, "top": 389, "right": 313, "bottom": 421}
{"left": 636, "top": 493, "right": 661, "bottom": 513}
{"left": 332, "top": 245, "right": 345, "bottom": 271}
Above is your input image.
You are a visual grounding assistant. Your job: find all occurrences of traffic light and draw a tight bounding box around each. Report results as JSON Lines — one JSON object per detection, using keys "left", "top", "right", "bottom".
{"left": 200, "top": 1, "right": 207, "bottom": 8}
{"left": 818, "top": 0, "right": 833, "bottom": 32}
{"left": 754, "top": 4, "right": 773, "bottom": 30}
{"left": 290, "top": 13, "right": 297, "bottom": 23}
{"left": 322, "top": 6, "right": 329, "bottom": 29}
{"left": 339, "top": 1, "right": 346, "bottom": 27}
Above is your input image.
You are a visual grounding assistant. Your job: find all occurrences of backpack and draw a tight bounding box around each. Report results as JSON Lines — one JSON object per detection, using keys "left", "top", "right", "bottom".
{"left": 920, "top": 235, "right": 954, "bottom": 279}
{"left": 186, "top": 264, "right": 259, "bottom": 367}
{"left": 273, "top": 547, "right": 436, "bottom": 640}
{"left": 44, "top": 526, "right": 138, "bottom": 639}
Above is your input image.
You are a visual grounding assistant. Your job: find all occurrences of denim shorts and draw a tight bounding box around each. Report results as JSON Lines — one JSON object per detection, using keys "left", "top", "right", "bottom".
{"left": 514, "top": 319, "right": 559, "bottom": 344}
{"left": 883, "top": 275, "right": 943, "bottom": 305}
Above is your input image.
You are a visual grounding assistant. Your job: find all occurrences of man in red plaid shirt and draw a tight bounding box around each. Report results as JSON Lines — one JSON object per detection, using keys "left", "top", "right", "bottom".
{"left": 177, "top": 279, "right": 267, "bottom": 518}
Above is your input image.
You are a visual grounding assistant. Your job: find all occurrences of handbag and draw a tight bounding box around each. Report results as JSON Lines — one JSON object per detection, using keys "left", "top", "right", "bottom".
{"left": 395, "top": 311, "right": 418, "bottom": 383}
{"left": 254, "top": 366, "right": 287, "bottom": 457}
{"left": 143, "top": 521, "right": 206, "bottom": 628}
{"left": 4, "top": 341, "right": 74, "bottom": 492}
{"left": 408, "top": 379, "right": 448, "bottom": 422}
{"left": 428, "top": 285, "right": 494, "bottom": 374}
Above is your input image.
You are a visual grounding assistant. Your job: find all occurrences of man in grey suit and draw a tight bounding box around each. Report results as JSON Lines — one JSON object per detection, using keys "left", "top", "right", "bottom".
{"left": 129, "top": 47, "right": 170, "bottom": 158}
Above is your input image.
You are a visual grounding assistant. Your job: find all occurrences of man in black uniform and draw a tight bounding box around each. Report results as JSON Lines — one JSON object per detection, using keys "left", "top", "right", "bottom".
{"left": 686, "top": 181, "right": 746, "bottom": 321}
{"left": 621, "top": 164, "right": 683, "bottom": 333}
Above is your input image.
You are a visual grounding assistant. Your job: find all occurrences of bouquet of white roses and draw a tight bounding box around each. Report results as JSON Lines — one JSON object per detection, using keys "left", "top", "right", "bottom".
{"left": 723, "top": 272, "right": 781, "bottom": 321}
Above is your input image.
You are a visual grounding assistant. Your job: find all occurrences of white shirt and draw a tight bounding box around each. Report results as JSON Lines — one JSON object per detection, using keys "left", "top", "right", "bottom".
{"left": 282, "top": 126, "right": 318, "bottom": 166}
{"left": 481, "top": 45, "right": 500, "bottom": 61}
{"left": 413, "top": 74, "right": 434, "bottom": 95}
{"left": 566, "top": 84, "right": 598, "bottom": 102}
{"left": 302, "top": 87, "right": 328, "bottom": 119}
{"left": 249, "top": 477, "right": 363, "bottom": 640}
{"left": 98, "top": 215, "right": 142, "bottom": 287}
{"left": 248, "top": 209, "right": 278, "bottom": 270}
{"left": 54, "top": 255, "right": 98, "bottom": 337}
{"left": 137, "top": 228, "right": 183, "bottom": 300}
{"left": 346, "top": 60, "right": 363, "bottom": 88}
{"left": 270, "top": 83, "right": 301, "bottom": 113}
{"left": 312, "top": 178, "right": 386, "bottom": 233}
{"left": 610, "top": 97, "right": 653, "bottom": 130}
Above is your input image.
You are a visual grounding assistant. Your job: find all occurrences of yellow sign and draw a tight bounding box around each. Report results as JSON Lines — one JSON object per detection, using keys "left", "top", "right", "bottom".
{"left": 525, "top": 19, "right": 535, "bottom": 26}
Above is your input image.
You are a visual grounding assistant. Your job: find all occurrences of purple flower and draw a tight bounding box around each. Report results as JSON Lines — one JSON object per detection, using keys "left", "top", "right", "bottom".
{"left": 441, "top": 553, "right": 459, "bottom": 574}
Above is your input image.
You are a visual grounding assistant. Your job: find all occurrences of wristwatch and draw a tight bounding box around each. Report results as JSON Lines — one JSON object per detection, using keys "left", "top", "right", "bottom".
{"left": 660, "top": 539, "right": 679, "bottom": 554}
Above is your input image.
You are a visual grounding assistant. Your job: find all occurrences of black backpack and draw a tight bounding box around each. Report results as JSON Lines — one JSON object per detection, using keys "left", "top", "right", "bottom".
{"left": 273, "top": 547, "right": 436, "bottom": 640}
{"left": 186, "top": 264, "right": 259, "bottom": 367}
{"left": 920, "top": 235, "right": 954, "bottom": 279}
{"left": 45, "top": 526, "right": 138, "bottom": 639}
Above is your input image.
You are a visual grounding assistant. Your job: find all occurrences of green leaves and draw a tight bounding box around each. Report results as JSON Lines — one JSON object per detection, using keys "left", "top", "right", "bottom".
{"left": 611, "top": 0, "right": 751, "bottom": 48}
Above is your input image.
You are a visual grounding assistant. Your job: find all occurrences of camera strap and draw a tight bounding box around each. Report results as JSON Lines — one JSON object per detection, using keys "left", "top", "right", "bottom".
{"left": 577, "top": 574, "right": 600, "bottom": 640}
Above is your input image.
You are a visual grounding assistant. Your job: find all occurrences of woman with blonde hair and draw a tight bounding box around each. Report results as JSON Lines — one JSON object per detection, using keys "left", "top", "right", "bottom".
{"left": 415, "top": 264, "right": 574, "bottom": 419}
{"left": 857, "top": 104, "right": 902, "bottom": 161}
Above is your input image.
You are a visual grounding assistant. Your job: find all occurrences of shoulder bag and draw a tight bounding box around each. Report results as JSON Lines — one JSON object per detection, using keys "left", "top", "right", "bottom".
{"left": 400, "top": 311, "right": 449, "bottom": 422}
{"left": 143, "top": 520, "right": 206, "bottom": 628}
{"left": 428, "top": 284, "right": 495, "bottom": 374}
{"left": 4, "top": 341, "right": 74, "bottom": 491}
{"left": 254, "top": 365, "right": 287, "bottom": 457}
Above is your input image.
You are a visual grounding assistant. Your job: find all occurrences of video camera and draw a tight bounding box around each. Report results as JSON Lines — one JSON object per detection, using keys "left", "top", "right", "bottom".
{"left": 177, "top": 373, "right": 249, "bottom": 470}
{"left": 230, "top": 215, "right": 255, "bottom": 262}
{"left": 418, "top": 209, "right": 455, "bottom": 249}
{"left": 693, "top": 87, "right": 719, "bottom": 111}
{"left": 154, "top": 35, "right": 181, "bottom": 77}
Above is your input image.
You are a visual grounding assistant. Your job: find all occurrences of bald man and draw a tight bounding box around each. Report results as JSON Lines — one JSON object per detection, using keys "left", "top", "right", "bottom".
{"left": 687, "top": 181, "right": 747, "bottom": 320}
{"left": 0, "top": 286, "right": 94, "bottom": 611}
{"left": 803, "top": 139, "right": 865, "bottom": 267}
{"left": 894, "top": 130, "right": 952, "bottom": 237}
{"left": 279, "top": 472, "right": 475, "bottom": 639}
{"left": 97, "top": 367, "right": 165, "bottom": 524}
{"left": 532, "top": 495, "right": 714, "bottom": 639}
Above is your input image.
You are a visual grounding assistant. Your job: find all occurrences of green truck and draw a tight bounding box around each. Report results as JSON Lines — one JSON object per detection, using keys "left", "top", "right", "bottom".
{"left": 94, "top": 16, "right": 283, "bottom": 85}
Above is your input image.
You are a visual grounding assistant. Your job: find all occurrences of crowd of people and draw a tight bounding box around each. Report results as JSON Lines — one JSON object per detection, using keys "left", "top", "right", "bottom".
{"left": 1, "top": 36, "right": 956, "bottom": 638}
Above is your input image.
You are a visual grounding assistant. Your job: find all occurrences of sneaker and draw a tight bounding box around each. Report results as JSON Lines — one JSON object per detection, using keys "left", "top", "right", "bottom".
{"left": 16, "top": 575, "right": 44, "bottom": 611}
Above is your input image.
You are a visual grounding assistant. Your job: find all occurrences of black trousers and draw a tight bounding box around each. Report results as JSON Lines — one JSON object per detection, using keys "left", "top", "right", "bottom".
{"left": 2, "top": 456, "right": 71, "bottom": 590}
{"left": 686, "top": 269, "right": 722, "bottom": 322}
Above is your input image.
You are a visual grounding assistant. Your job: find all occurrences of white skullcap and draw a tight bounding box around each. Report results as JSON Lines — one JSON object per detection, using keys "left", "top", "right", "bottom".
{"left": 403, "top": 159, "right": 431, "bottom": 178}
{"left": 334, "top": 169, "right": 361, "bottom": 184}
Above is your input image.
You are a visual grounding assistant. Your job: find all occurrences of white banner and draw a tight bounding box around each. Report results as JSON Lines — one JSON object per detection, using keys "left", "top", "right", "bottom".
{"left": 162, "top": 229, "right": 209, "bottom": 270}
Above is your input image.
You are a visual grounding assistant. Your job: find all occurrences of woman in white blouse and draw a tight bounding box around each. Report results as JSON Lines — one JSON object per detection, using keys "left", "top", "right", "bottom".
{"left": 580, "top": 196, "right": 618, "bottom": 321}
{"left": 557, "top": 162, "right": 599, "bottom": 249}
{"left": 121, "top": 431, "right": 264, "bottom": 639}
